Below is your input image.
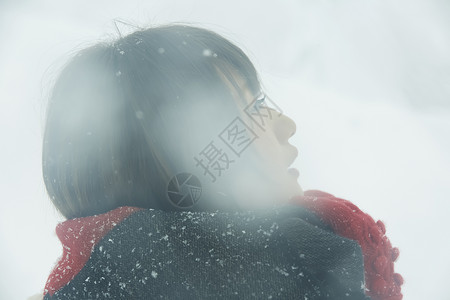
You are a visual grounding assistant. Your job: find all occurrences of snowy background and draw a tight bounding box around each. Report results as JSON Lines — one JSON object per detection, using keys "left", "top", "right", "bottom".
{"left": 1, "top": 0, "right": 449, "bottom": 299}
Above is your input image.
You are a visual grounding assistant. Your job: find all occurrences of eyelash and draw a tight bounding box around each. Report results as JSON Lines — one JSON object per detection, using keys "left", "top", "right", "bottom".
{"left": 253, "top": 96, "right": 266, "bottom": 111}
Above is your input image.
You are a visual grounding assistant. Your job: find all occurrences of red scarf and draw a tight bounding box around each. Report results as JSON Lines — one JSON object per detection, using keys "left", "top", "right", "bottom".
{"left": 290, "top": 190, "right": 404, "bottom": 300}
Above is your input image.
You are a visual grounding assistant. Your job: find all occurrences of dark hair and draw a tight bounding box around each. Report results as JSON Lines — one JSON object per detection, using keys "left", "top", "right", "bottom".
{"left": 42, "top": 24, "right": 262, "bottom": 219}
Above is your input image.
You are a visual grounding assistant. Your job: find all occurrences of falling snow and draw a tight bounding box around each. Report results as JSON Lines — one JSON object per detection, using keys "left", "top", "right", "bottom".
{"left": 202, "top": 49, "right": 212, "bottom": 56}
{"left": 41, "top": 203, "right": 370, "bottom": 298}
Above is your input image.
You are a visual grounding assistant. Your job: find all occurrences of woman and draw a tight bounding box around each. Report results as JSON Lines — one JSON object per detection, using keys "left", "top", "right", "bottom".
{"left": 41, "top": 24, "right": 402, "bottom": 299}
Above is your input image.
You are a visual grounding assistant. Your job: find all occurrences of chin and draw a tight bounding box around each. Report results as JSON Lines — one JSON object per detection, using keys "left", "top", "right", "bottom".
{"left": 293, "top": 183, "right": 304, "bottom": 197}
{"left": 285, "top": 176, "right": 304, "bottom": 199}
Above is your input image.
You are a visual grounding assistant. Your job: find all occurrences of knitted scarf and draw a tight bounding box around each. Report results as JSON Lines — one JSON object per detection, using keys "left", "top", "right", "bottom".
{"left": 289, "top": 190, "right": 404, "bottom": 300}
{"left": 43, "top": 195, "right": 372, "bottom": 299}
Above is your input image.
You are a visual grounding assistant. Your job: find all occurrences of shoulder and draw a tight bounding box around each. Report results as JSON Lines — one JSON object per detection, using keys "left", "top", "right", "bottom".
{"left": 46, "top": 206, "right": 369, "bottom": 299}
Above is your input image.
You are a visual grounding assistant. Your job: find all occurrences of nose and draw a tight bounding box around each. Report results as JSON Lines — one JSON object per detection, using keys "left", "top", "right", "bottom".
{"left": 273, "top": 112, "right": 297, "bottom": 144}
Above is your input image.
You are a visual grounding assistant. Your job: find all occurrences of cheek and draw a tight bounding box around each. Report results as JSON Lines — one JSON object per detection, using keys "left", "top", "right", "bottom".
{"left": 250, "top": 127, "right": 284, "bottom": 169}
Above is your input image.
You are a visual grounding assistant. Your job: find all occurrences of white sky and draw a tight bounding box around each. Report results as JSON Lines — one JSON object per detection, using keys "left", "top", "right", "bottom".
{"left": 1, "top": 1, "right": 449, "bottom": 299}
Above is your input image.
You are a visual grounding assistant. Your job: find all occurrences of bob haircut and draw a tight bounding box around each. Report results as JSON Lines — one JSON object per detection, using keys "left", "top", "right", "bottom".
{"left": 42, "top": 24, "right": 263, "bottom": 219}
